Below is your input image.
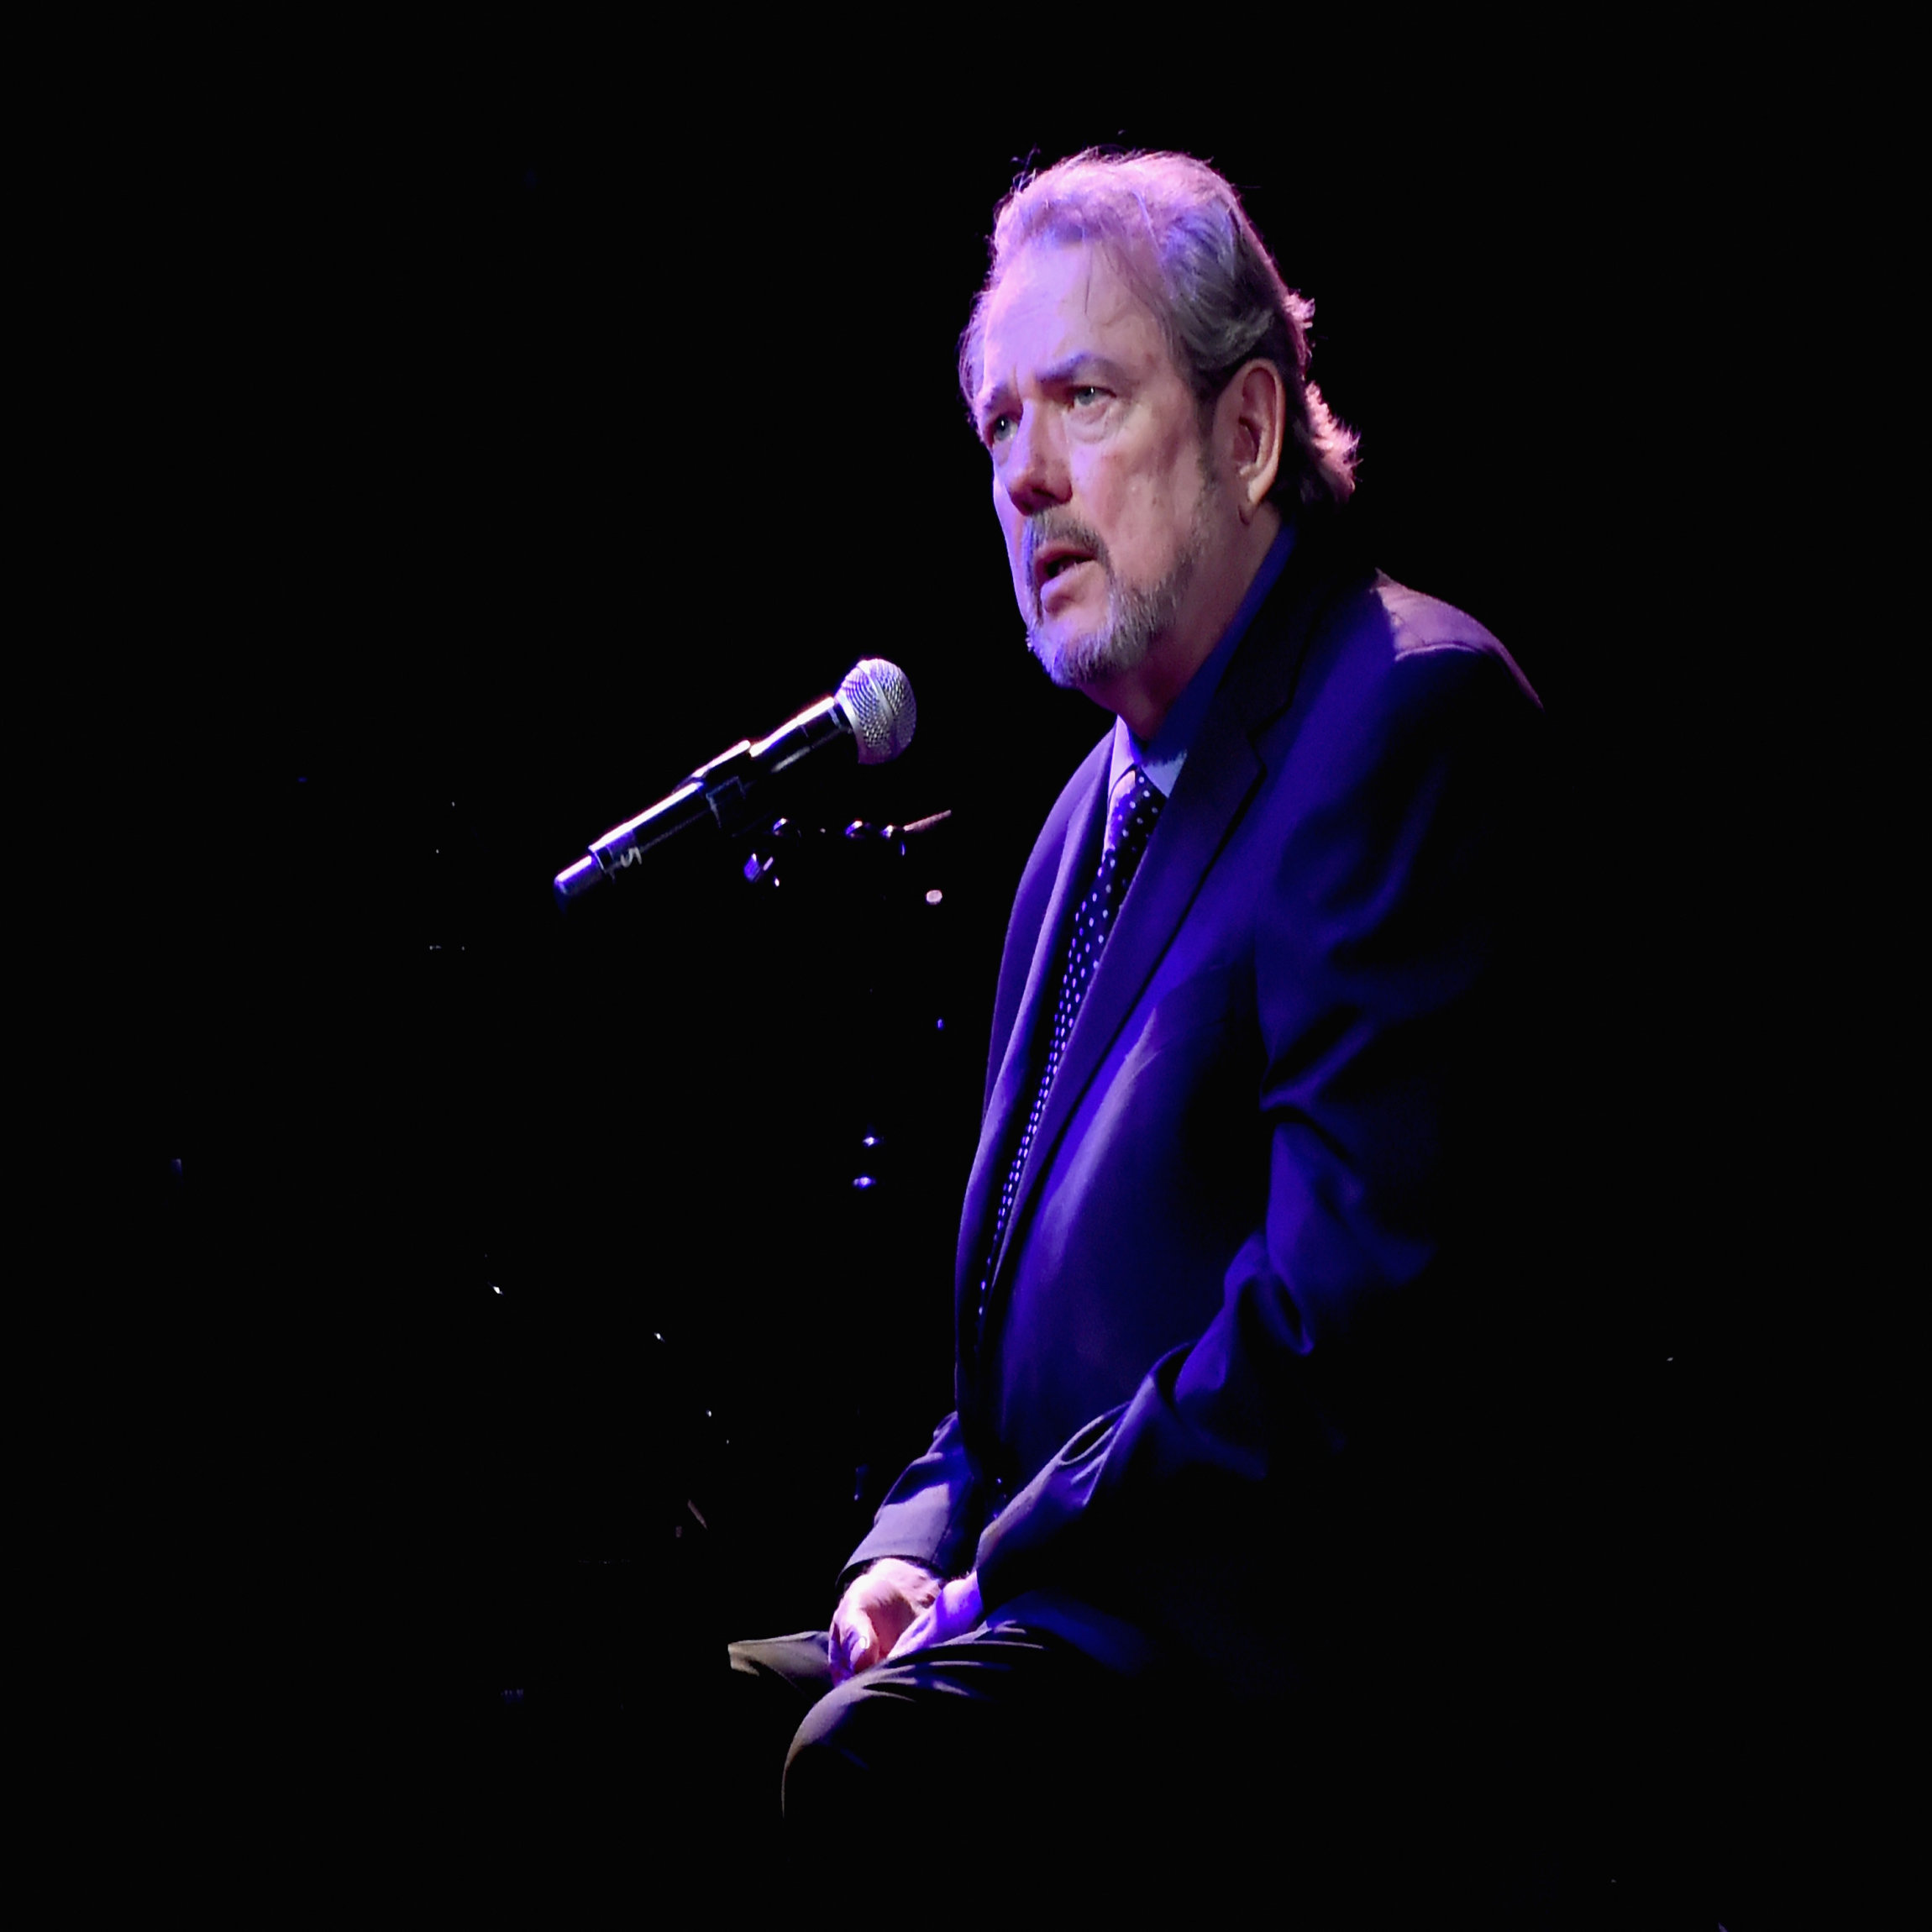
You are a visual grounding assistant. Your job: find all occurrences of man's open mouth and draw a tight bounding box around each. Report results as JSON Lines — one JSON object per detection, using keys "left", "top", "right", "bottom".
{"left": 1035, "top": 544, "right": 1096, "bottom": 592}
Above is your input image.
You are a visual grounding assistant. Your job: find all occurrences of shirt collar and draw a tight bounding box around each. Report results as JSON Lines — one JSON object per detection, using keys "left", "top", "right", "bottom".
{"left": 1109, "top": 517, "right": 1298, "bottom": 801}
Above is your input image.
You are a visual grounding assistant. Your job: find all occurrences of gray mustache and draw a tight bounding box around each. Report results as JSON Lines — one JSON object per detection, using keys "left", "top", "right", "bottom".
{"left": 1023, "top": 516, "right": 1111, "bottom": 612}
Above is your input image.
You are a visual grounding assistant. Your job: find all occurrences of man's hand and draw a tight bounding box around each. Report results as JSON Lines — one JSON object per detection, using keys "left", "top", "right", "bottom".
{"left": 888, "top": 1571, "right": 984, "bottom": 1662}
{"left": 829, "top": 1558, "right": 941, "bottom": 1684}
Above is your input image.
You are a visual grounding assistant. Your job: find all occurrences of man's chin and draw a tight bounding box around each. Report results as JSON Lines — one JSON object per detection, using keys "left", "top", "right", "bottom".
{"left": 1027, "top": 622, "right": 1149, "bottom": 692}
{"left": 1026, "top": 629, "right": 1083, "bottom": 690}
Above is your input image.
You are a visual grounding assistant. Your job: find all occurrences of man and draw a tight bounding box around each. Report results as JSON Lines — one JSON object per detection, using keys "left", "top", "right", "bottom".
{"left": 733, "top": 151, "right": 1565, "bottom": 1909}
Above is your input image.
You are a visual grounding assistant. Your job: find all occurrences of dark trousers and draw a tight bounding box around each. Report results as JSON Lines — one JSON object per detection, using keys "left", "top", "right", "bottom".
{"left": 721, "top": 1621, "right": 1625, "bottom": 1925}
{"left": 728, "top": 1621, "right": 1153, "bottom": 1899}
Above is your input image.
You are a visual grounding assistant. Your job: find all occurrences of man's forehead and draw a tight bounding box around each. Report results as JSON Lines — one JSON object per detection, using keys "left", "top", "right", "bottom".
{"left": 978, "top": 241, "right": 1168, "bottom": 392}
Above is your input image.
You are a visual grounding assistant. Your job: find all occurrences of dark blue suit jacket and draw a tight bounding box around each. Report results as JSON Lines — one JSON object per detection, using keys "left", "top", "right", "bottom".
{"left": 848, "top": 519, "right": 1557, "bottom": 1700}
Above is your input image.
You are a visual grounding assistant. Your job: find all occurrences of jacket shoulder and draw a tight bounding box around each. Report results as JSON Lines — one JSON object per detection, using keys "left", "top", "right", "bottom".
{"left": 1362, "top": 576, "right": 1541, "bottom": 712}
{"left": 1237, "top": 570, "right": 1547, "bottom": 841}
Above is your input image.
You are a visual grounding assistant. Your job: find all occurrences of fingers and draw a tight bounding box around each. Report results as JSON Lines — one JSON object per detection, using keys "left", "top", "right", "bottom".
{"left": 829, "top": 1609, "right": 876, "bottom": 1686}
{"left": 845, "top": 1611, "right": 878, "bottom": 1676}
{"left": 887, "top": 1605, "right": 937, "bottom": 1662}
{"left": 888, "top": 1572, "right": 982, "bottom": 1662}
{"left": 828, "top": 1561, "right": 949, "bottom": 1683}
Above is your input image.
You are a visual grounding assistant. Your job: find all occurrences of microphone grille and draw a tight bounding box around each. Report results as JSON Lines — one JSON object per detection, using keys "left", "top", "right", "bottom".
{"left": 837, "top": 658, "right": 917, "bottom": 765}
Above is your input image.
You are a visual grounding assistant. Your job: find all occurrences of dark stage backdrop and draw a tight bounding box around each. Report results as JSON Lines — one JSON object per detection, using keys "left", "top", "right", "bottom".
{"left": 115, "top": 106, "right": 1832, "bottom": 1915}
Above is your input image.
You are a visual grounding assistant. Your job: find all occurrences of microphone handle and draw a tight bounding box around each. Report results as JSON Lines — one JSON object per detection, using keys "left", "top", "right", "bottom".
{"left": 556, "top": 696, "right": 857, "bottom": 898}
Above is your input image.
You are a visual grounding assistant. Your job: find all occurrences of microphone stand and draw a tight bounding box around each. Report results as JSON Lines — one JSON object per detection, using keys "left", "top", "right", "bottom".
{"left": 472, "top": 792, "right": 966, "bottom": 1703}
{"left": 733, "top": 809, "right": 967, "bottom": 1524}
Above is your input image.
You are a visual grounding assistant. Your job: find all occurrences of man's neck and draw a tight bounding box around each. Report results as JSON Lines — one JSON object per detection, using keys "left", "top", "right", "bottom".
{"left": 1109, "top": 516, "right": 1299, "bottom": 801}
{"left": 1082, "top": 504, "right": 1284, "bottom": 739}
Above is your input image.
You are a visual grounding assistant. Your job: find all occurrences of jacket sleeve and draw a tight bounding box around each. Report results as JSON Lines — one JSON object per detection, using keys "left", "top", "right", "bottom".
{"left": 969, "top": 636, "right": 1559, "bottom": 1691}
{"left": 837, "top": 1411, "right": 984, "bottom": 1595}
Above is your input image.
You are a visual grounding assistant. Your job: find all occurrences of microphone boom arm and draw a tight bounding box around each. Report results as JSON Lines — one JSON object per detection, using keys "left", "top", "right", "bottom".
{"left": 554, "top": 665, "right": 912, "bottom": 903}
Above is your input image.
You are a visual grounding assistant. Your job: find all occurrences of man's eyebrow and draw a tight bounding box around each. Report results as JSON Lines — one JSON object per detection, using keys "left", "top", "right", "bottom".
{"left": 974, "top": 378, "right": 1016, "bottom": 426}
{"left": 976, "top": 353, "right": 1137, "bottom": 424}
{"left": 1038, "top": 352, "right": 1133, "bottom": 391}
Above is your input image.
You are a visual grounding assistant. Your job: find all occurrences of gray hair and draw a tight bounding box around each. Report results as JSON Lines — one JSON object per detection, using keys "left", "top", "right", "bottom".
{"left": 959, "top": 150, "right": 1357, "bottom": 509}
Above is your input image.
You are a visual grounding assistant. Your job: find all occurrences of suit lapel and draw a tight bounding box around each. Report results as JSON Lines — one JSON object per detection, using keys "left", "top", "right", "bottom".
{"left": 955, "top": 741, "right": 1110, "bottom": 1311}
{"left": 978, "top": 528, "right": 1362, "bottom": 1320}
{"left": 981, "top": 717, "right": 1261, "bottom": 1301}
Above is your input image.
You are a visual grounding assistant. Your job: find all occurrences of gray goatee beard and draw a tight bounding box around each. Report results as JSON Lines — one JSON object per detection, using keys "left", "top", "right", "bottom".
{"left": 1024, "top": 490, "right": 1213, "bottom": 692}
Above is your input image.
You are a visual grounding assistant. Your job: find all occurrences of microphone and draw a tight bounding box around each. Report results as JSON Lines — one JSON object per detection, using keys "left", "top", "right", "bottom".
{"left": 554, "top": 659, "right": 917, "bottom": 901}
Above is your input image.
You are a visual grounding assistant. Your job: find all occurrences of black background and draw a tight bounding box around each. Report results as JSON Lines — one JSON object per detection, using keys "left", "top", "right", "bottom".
{"left": 99, "top": 86, "right": 1852, "bottom": 1915}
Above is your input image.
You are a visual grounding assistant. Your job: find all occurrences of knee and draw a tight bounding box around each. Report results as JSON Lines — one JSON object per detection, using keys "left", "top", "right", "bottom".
{"left": 781, "top": 1679, "right": 884, "bottom": 1886}
{"left": 781, "top": 1675, "right": 866, "bottom": 1821}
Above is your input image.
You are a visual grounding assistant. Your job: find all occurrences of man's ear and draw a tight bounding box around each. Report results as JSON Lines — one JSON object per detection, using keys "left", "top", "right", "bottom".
{"left": 1219, "top": 360, "right": 1286, "bottom": 520}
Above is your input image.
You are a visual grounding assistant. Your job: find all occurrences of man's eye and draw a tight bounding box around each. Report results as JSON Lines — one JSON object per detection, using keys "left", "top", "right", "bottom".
{"left": 984, "top": 413, "right": 1015, "bottom": 447}
{"left": 1071, "top": 386, "right": 1105, "bottom": 407}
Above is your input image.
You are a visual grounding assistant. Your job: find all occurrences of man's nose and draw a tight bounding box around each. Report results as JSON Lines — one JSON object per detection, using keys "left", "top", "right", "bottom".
{"left": 1001, "top": 408, "right": 1068, "bottom": 515}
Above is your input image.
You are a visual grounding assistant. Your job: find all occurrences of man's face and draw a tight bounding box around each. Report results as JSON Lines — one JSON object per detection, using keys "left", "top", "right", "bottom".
{"left": 974, "top": 241, "right": 1225, "bottom": 694}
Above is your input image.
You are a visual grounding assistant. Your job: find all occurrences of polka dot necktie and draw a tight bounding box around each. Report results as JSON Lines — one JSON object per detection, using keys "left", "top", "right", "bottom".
{"left": 975, "top": 765, "right": 1166, "bottom": 1347}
